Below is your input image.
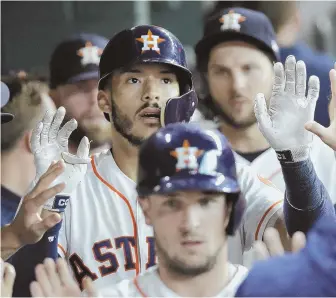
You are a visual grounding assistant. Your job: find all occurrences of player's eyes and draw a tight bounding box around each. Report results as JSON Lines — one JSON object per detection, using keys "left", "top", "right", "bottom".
{"left": 164, "top": 199, "right": 180, "bottom": 209}
{"left": 127, "top": 78, "right": 141, "bottom": 84}
{"left": 199, "top": 198, "right": 214, "bottom": 207}
{"left": 161, "top": 78, "right": 172, "bottom": 84}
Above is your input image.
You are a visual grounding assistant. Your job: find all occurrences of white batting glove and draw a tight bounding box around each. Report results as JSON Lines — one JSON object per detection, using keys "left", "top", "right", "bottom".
{"left": 254, "top": 55, "right": 320, "bottom": 163}
{"left": 31, "top": 107, "right": 91, "bottom": 212}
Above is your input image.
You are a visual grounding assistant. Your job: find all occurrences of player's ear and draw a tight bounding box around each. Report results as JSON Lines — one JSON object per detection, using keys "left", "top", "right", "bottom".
{"left": 138, "top": 197, "right": 152, "bottom": 226}
{"left": 223, "top": 198, "right": 233, "bottom": 230}
{"left": 98, "top": 90, "right": 111, "bottom": 115}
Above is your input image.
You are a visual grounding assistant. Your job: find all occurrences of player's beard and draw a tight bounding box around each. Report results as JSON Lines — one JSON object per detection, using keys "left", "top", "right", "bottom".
{"left": 110, "top": 97, "right": 146, "bottom": 147}
{"left": 155, "top": 232, "right": 223, "bottom": 277}
{"left": 208, "top": 95, "right": 257, "bottom": 129}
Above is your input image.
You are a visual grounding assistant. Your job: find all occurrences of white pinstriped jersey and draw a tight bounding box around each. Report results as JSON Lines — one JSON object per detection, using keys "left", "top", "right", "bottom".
{"left": 58, "top": 149, "right": 282, "bottom": 296}
{"left": 103, "top": 264, "right": 248, "bottom": 297}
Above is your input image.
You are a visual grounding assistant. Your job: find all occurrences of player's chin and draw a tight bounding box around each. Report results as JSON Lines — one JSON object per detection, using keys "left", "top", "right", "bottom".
{"left": 137, "top": 122, "right": 161, "bottom": 134}
{"left": 178, "top": 256, "right": 209, "bottom": 272}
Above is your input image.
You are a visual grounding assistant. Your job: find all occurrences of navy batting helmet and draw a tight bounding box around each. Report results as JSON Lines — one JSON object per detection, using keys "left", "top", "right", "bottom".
{"left": 136, "top": 122, "right": 246, "bottom": 235}
{"left": 98, "top": 25, "right": 198, "bottom": 126}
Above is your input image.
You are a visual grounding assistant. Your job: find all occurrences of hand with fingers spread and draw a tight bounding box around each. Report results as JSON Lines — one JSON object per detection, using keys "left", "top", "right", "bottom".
{"left": 253, "top": 227, "right": 306, "bottom": 261}
{"left": 305, "top": 63, "right": 336, "bottom": 153}
{"left": 30, "top": 258, "right": 98, "bottom": 297}
{"left": 1, "top": 258, "right": 16, "bottom": 297}
{"left": 31, "top": 107, "right": 91, "bottom": 213}
{"left": 254, "top": 55, "right": 320, "bottom": 163}
{"left": 1, "top": 162, "right": 65, "bottom": 260}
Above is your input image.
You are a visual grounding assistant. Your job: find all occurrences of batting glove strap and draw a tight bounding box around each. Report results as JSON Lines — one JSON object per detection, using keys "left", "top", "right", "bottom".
{"left": 43, "top": 195, "right": 70, "bottom": 213}
{"left": 276, "top": 145, "right": 311, "bottom": 164}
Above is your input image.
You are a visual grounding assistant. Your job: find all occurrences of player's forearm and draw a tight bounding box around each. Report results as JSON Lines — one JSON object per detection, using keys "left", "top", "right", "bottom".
{"left": 1, "top": 224, "right": 23, "bottom": 260}
{"left": 281, "top": 158, "right": 335, "bottom": 235}
{"left": 8, "top": 220, "right": 62, "bottom": 297}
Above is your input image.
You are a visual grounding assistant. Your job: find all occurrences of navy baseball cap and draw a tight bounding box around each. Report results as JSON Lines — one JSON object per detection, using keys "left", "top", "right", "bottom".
{"left": 195, "top": 7, "right": 280, "bottom": 69}
{"left": 49, "top": 33, "right": 108, "bottom": 89}
{"left": 1, "top": 81, "right": 14, "bottom": 123}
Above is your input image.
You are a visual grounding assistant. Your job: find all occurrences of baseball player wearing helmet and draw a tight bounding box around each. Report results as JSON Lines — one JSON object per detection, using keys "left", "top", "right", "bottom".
{"left": 30, "top": 123, "right": 248, "bottom": 297}
{"left": 194, "top": 7, "right": 336, "bottom": 201}
{"left": 30, "top": 25, "right": 287, "bottom": 295}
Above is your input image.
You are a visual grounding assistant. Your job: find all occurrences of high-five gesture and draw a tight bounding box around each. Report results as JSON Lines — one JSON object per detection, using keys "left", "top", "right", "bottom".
{"left": 1, "top": 162, "right": 65, "bottom": 260}
{"left": 305, "top": 63, "right": 336, "bottom": 152}
{"left": 254, "top": 55, "right": 320, "bottom": 163}
{"left": 31, "top": 107, "right": 91, "bottom": 212}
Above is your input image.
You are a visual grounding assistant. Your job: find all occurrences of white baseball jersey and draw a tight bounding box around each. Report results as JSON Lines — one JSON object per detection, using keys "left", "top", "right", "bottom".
{"left": 102, "top": 264, "right": 248, "bottom": 297}
{"left": 58, "top": 149, "right": 283, "bottom": 295}
{"left": 234, "top": 136, "right": 336, "bottom": 203}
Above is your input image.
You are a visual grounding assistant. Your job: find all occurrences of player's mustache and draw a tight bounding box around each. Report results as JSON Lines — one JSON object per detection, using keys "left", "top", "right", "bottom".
{"left": 136, "top": 103, "right": 161, "bottom": 115}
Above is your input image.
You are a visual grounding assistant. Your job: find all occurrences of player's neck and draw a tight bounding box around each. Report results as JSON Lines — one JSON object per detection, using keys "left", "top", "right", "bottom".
{"left": 1, "top": 150, "right": 34, "bottom": 197}
{"left": 110, "top": 132, "right": 139, "bottom": 182}
{"left": 219, "top": 121, "right": 270, "bottom": 153}
{"left": 158, "top": 245, "right": 230, "bottom": 297}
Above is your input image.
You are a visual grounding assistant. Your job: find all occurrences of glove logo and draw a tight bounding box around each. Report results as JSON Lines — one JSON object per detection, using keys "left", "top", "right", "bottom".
{"left": 136, "top": 29, "right": 166, "bottom": 54}
{"left": 276, "top": 150, "right": 294, "bottom": 163}
{"left": 77, "top": 41, "right": 103, "bottom": 66}
{"left": 219, "top": 10, "right": 246, "bottom": 31}
{"left": 53, "top": 195, "right": 70, "bottom": 212}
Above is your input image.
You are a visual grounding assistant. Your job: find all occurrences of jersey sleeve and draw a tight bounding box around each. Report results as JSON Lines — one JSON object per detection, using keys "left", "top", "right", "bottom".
{"left": 236, "top": 163, "right": 283, "bottom": 250}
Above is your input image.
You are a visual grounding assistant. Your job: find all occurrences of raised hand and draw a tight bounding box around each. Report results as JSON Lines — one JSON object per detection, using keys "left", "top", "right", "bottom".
{"left": 305, "top": 63, "right": 336, "bottom": 152}
{"left": 30, "top": 258, "right": 98, "bottom": 297}
{"left": 254, "top": 55, "right": 320, "bottom": 163}
{"left": 1, "top": 162, "right": 65, "bottom": 260}
{"left": 31, "top": 107, "right": 91, "bottom": 212}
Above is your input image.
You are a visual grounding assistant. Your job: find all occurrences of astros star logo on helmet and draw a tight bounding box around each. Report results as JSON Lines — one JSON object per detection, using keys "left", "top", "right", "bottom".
{"left": 170, "top": 140, "right": 204, "bottom": 171}
{"left": 136, "top": 29, "right": 166, "bottom": 54}
{"left": 219, "top": 10, "right": 246, "bottom": 31}
{"left": 77, "top": 41, "right": 103, "bottom": 66}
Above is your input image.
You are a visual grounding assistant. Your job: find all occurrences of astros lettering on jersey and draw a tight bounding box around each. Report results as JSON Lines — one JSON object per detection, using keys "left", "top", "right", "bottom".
{"left": 58, "top": 149, "right": 282, "bottom": 295}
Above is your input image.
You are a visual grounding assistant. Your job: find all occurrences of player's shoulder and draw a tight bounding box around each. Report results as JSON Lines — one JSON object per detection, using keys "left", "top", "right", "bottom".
{"left": 73, "top": 149, "right": 114, "bottom": 192}
{"left": 235, "top": 162, "right": 283, "bottom": 208}
{"left": 102, "top": 268, "right": 158, "bottom": 297}
{"left": 101, "top": 277, "right": 135, "bottom": 297}
{"left": 87, "top": 149, "right": 112, "bottom": 172}
{"left": 232, "top": 263, "right": 249, "bottom": 281}
{"left": 235, "top": 162, "right": 277, "bottom": 190}
{"left": 219, "top": 263, "right": 249, "bottom": 297}
{"left": 81, "top": 149, "right": 120, "bottom": 182}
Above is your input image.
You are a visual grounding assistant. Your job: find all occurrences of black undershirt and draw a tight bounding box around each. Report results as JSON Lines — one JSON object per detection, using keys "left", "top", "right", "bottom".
{"left": 235, "top": 148, "right": 270, "bottom": 163}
